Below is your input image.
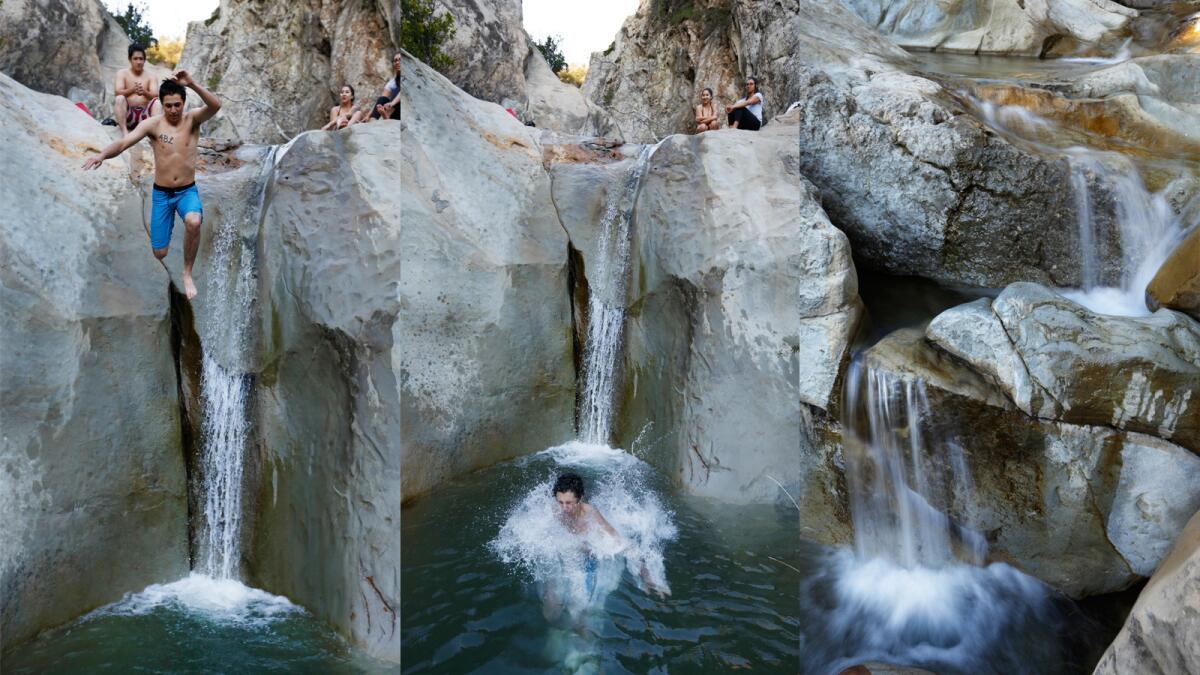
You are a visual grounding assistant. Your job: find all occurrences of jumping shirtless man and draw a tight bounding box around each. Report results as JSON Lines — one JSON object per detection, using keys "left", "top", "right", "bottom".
{"left": 114, "top": 43, "right": 161, "bottom": 135}
{"left": 82, "top": 71, "right": 221, "bottom": 299}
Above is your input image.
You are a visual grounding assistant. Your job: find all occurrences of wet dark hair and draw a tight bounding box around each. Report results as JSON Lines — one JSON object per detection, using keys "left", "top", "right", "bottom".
{"left": 702, "top": 87, "right": 713, "bottom": 97}
{"left": 160, "top": 79, "right": 187, "bottom": 103}
{"left": 553, "top": 473, "right": 585, "bottom": 499}
{"left": 341, "top": 84, "right": 355, "bottom": 100}
{"left": 128, "top": 43, "right": 147, "bottom": 60}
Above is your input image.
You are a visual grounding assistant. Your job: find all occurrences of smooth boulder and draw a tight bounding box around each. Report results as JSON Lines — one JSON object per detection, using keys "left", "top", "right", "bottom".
{"left": 247, "top": 123, "right": 401, "bottom": 664}
{"left": 1093, "top": 509, "right": 1200, "bottom": 674}
{"left": 0, "top": 73, "right": 188, "bottom": 651}
{"left": 1147, "top": 226, "right": 1200, "bottom": 319}
{"left": 614, "top": 123, "right": 861, "bottom": 506}
{"left": 928, "top": 283, "right": 1200, "bottom": 453}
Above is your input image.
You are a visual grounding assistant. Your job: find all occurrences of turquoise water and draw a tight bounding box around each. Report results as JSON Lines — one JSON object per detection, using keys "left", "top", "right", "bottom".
{"left": 2, "top": 575, "right": 389, "bottom": 674}
{"left": 401, "top": 446, "right": 801, "bottom": 674}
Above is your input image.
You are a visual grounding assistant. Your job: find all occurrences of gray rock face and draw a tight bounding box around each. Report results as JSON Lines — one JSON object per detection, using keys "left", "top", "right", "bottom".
{"left": 610, "top": 125, "right": 861, "bottom": 505}
{"left": 0, "top": 0, "right": 131, "bottom": 116}
{"left": 794, "top": 67, "right": 1123, "bottom": 288}
{"left": 246, "top": 124, "right": 401, "bottom": 663}
{"left": 583, "top": 0, "right": 806, "bottom": 142}
{"left": 839, "top": 0, "right": 1135, "bottom": 55}
{"left": 1094, "top": 509, "right": 1200, "bottom": 675}
{"left": 589, "top": 0, "right": 1122, "bottom": 286}
{"left": 427, "top": 1, "right": 613, "bottom": 135}
{"left": 863, "top": 326, "right": 1200, "bottom": 597}
{"left": 178, "top": 0, "right": 396, "bottom": 143}
{"left": 400, "top": 53, "right": 576, "bottom": 500}
{"left": 928, "top": 283, "right": 1200, "bottom": 453}
{"left": 432, "top": 0, "right": 529, "bottom": 107}
{"left": 0, "top": 73, "right": 188, "bottom": 650}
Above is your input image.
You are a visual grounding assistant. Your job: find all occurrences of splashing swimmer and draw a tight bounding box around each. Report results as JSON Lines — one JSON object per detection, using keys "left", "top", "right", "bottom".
{"left": 545, "top": 472, "right": 668, "bottom": 623}
{"left": 82, "top": 70, "right": 221, "bottom": 300}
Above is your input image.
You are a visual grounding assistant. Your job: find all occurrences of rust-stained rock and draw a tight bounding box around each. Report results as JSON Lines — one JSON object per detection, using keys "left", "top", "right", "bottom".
{"left": 1147, "top": 227, "right": 1200, "bottom": 320}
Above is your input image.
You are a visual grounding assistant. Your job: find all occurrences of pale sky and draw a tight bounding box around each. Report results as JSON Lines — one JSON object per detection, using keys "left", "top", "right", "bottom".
{"left": 102, "top": 0, "right": 219, "bottom": 40}
{"left": 101, "top": 0, "right": 637, "bottom": 63}
{"left": 524, "top": 0, "right": 641, "bottom": 65}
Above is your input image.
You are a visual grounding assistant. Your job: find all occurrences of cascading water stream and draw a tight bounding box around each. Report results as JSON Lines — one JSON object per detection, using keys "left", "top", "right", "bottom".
{"left": 971, "top": 96, "right": 1188, "bottom": 316}
{"left": 1063, "top": 150, "right": 1186, "bottom": 316}
{"left": 578, "top": 145, "right": 655, "bottom": 444}
{"left": 843, "top": 357, "right": 986, "bottom": 569}
{"left": 197, "top": 146, "right": 278, "bottom": 580}
{"left": 800, "top": 354, "right": 1096, "bottom": 673}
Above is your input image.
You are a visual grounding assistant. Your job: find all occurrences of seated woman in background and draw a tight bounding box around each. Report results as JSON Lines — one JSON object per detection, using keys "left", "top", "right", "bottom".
{"left": 371, "top": 52, "right": 401, "bottom": 121}
{"left": 725, "top": 77, "right": 764, "bottom": 131}
{"left": 322, "top": 84, "right": 363, "bottom": 130}
{"left": 695, "top": 88, "right": 719, "bottom": 132}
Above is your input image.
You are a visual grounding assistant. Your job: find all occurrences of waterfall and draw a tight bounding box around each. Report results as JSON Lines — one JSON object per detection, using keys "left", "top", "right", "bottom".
{"left": 1064, "top": 149, "right": 1184, "bottom": 316}
{"left": 969, "top": 94, "right": 1186, "bottom": 317}
{"left": 842, "top": 357, "right": 987, "bottom": 568}
{"left": 197, "top": 148, "right": 277, "bottom": 580}
{"left": 578, "top": 146, "right": 655, "bottom": 445}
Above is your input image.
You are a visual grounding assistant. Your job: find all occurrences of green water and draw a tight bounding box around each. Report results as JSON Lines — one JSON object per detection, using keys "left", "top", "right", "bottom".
{"left": 401, "top": 449, "right": 801, "bottom": 674}
{"left": 2, "top": 576, "right": 391, "bottom": 674}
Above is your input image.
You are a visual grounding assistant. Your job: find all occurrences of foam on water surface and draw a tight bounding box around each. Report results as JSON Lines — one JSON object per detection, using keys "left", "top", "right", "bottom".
{"left": 93, "top": 573, "right": 300, "bottom": 626}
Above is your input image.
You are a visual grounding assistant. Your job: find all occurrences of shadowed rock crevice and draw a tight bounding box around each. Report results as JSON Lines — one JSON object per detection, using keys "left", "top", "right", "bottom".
{"left": 168, "top": 283, "right": 204, "bottom": 569}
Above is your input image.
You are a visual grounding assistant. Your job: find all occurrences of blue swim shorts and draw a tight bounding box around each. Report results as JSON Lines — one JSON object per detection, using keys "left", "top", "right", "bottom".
{"left": 150, "top": 182, "right": 203, "bottom": 250}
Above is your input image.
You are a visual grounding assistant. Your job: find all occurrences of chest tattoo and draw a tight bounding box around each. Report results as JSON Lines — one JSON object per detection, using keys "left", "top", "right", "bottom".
{"left": 158, "top": 134, "right": 175, "bottom": 145}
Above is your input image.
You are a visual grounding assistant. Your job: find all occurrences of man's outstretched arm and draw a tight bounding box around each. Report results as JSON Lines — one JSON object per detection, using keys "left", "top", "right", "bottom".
{"left": 82, "top": 119, "right": 153, "bottom": 170}
{"left": 172, "top": 69, "right": 221, "bottom": 124}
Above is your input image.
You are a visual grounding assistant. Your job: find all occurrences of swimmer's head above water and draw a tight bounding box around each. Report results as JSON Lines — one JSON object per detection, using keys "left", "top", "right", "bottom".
{"left": 553, "top": 473, "right": 586, "bottom": 520}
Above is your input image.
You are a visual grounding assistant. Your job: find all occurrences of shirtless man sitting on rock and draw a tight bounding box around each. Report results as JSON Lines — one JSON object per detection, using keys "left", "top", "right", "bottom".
{"left": 82, "top": 71, "right": 221, "bottom": 299}
{"left": 114, "top": 43, "right": 161, "bottom": 136}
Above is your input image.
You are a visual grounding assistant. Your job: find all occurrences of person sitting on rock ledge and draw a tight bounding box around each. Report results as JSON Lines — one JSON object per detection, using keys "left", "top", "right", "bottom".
{"left": 322, "top": 84, "right": 364, "bottom": 130}
{"left": 82, "top": 71, "right": 222, "bottom": 300}
{"left": 371, "top": 52, "right": 401, "bottom": 121}
{"left": 695, "top": 87, "right": 719, "bottom": 133}
{"left": 114, "top": 43, "right": 161, "bottom": 137}
{"left": 725, "top": 76, "right": 764, "bottom": 131}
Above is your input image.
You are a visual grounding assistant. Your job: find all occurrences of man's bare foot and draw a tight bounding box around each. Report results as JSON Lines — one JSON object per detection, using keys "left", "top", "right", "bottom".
{"left": 182, "top": 273, "right": 198, "bottom": 300}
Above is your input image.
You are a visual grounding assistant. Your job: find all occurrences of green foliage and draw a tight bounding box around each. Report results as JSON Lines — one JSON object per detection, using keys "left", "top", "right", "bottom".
{"left": 534, "top": 35, "right": 567, "bottom": 74}
{"left": 204, "top": 7, "right": 220, "bottom": 26}
{"left": 603, "top": 41, "right": 615, "bottom": 56}
{"left": 401, "top": 0, "right": 456, "bottom": 72}
{"left": 112, "top": 2, "right": 157, "bottom": 48}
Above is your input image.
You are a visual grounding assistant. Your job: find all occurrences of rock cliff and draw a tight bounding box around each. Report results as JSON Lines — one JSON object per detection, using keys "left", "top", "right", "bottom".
{"left": 0, "top": 73, "right": 188, "bottom": 651}
{"left": 178, "top": 0, "right": 396, "bottom": 143}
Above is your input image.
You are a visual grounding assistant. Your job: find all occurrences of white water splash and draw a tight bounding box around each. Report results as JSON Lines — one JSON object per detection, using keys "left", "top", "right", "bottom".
{"left": 578, "top": 146, "right": 656, "bottom": 444}
{"left": 831, "top": 360, "right": 1064, "bottom": 672}
{"left": 810, "top": 549, "right": 1056, "bottom": 674}
{"left": 491, "top": 442, "right": 675, "bottom": 619}
{"left": 92, "top": 573, "right": 299, "bottom": 626}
